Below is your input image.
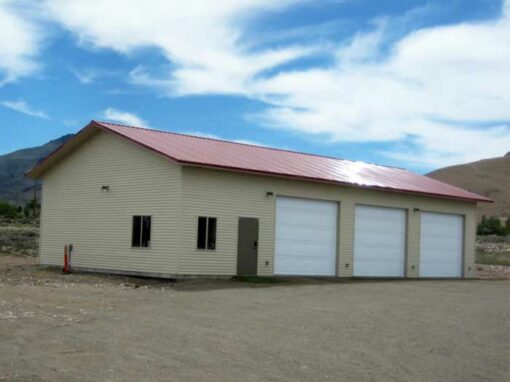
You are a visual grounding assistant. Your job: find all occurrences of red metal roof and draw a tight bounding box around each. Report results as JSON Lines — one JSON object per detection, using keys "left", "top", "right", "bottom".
{"left": 29, "top": 120, "right": 493, "bottom": 203}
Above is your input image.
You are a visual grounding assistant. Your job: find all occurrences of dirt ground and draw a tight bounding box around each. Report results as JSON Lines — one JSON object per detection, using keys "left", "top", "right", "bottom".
{"left": 1, "top": 256, "right": 509, "bottom": 382}
{"left": 475, "top": 264, "right": 510, "bottom": 279}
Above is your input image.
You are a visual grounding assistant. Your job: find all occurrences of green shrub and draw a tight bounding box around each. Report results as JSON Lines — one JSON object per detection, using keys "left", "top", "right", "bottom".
{"left": 0, "top": 200, "right": 19, "bottom": 219}
{"left": 23, "top": 200, "right": 40, "bottom": 217}
{"left": 477, "top": 215, "right": 507, "bottom": 236}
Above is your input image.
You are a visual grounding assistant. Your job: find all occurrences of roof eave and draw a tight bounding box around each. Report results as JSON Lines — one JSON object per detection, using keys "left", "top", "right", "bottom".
{"left": 26, "top": 120, "right": 494, "bottom": 204}
{"left": 26, "top": 121, "right": 99, "bottom": 179}
{"left": 177, "top": 161, "right": 493, "bottom": 204}
{"left": 26, "top": 120, "right": 184, "bottom": 179}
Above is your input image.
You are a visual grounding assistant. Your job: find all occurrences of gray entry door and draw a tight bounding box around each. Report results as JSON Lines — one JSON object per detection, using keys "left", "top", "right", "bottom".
{"left": 237, "top": 218, "right": 259, "bottom": 275}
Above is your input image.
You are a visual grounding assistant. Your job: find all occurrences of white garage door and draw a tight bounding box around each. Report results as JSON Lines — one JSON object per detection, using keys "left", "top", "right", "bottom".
{"left": 420, "top": 212, "right": 463, "bottom": 277}
{"left": 275, "top": 196, "right": 338, "bottom": 276}
{"left": 353, "top": 205, "right": 406, "bottom": 277}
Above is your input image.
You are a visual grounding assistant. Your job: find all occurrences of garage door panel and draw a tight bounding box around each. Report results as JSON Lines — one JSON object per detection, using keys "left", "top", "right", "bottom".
{"left": 356, "top": 206, "right": 404, "bottom": 219}
{"left": 354, "top": 205, "right": 406, "bottom": 277}
{"left": 276, "top": 225, "right": 337, "bottom": 242}
{"left": 358, "top": 247, "right": 405, "bottom": 259}
{"left": 420, "top": 212, "right": 463, "bottom": 278}
{"left": 354, "top": 260, "right": 405, "bottom": 277}
{"left": 277, "top": 216, "right": 336, "bottom": 228}
{"left": 275, "top": 258, "right": 335, "bottom": 276}
{"left": 275, "top": 197, "right": 338, "bottom": 276}
{"left": 423, "top": 225, "right": 462, "bottom": 237}
{"left": 360, "top": 231, "right": 405, "bottom": 243}
{"left": 276, "top": 213, "right": 337, "bottom": 229}
{"left": 422, "top": 242, "right": 462, "bottom": 253}
{"left": 421, "top": 253, "right": 460, "bottom": 265}
{"left": 420, "top": 263, "right": 460, "bottom": 278}
{"left": 276, "top": 241, "right": 336, "bottom": 257}
{"left": 363, "top": 222, "right": 405, "bottom": 231}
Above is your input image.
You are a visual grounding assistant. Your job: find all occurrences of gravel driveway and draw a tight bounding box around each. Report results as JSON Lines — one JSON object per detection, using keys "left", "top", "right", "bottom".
{"left": 0, "top": 257, "right": 509, "bottom": 382}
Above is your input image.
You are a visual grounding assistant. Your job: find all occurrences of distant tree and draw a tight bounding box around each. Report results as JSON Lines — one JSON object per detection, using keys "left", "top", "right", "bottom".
{"left": 506, "top": 217, "right": 510, "bottom": 235}
{"left": 477, "top": 216, "right": 507, "bottom": 236}
{"left": 23, "top": 200, "right": 40, "bottom": 218}
{"left": 0, "top": 200, "right": 19, "bottom": 219}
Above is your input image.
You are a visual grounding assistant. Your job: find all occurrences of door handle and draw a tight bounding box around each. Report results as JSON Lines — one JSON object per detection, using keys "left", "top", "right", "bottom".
{"left": 253, "top": 241, "right": 258, "bottom": 250}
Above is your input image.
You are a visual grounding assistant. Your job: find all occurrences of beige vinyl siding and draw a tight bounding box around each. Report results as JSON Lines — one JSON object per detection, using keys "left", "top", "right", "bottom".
{"left": 39, "top": 130, "right": 182, "bottom": 275}
{"left": 180, "top": 166, "right": 477, "bottom": 278}
{"left": 39, "top": 130, "right": 477, "bottom": 278}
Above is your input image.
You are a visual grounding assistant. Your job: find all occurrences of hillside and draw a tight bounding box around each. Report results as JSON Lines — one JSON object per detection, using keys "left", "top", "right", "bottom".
{"left": 427, "top": 153, "right": 510, "bottom": 219}
{"left": 0, "top": 135, "right": 73, "bottom": 205}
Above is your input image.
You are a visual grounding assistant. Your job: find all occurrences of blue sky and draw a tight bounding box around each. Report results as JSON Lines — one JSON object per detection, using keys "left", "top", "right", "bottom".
{"left": 1, "top": 0, "right": 509, "bottom": 172}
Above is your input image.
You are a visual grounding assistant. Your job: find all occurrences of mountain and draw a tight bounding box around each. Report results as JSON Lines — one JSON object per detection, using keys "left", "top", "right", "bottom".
{"left": 427, "top": 153, "right": 510, "bottom": 220}
{"left": 0, "top": 135, "right": 74, "bottom": 205}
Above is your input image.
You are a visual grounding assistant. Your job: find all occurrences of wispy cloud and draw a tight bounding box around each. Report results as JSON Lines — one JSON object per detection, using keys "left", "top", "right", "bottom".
{"left": 39, "top": 0, "right": 510, "bottom": 167}
{"left": 1, "top": 99, "right": 49, "bottom": 119}
{"left": 44, "top": 0, "right": 311, "bottom": 96}
{"left": 251, "top": 3, "right": 510, "bottom": 167}
{"left": 0, "top": 0, "right": 44, "bottom": 85}
{"left": 2, "top": 0, "right": 509, "bottom": 168}
{"left": 69, "top": 67, "right": 119, "bottom": 84}
{"left": 102, "top": 107, "right": 149, "bottom": 128}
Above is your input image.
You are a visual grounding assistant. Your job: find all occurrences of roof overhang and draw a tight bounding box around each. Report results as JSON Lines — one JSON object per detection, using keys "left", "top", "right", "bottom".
{"left": 26, "top": 120, "right": 494, "bottom": 204}
{"left": 178, "top": 162, "right": 493, "bottom": 204}
{"left": 26, "top": 121, "right": 181, "bottom": 179}
{"left": 27, "top": 121, "right": 98, "bottom": 178}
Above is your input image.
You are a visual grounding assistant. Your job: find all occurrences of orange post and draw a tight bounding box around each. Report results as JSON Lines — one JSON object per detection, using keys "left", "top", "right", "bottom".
{"left": 63, "top": 245, "right": 69, "bottom": 273}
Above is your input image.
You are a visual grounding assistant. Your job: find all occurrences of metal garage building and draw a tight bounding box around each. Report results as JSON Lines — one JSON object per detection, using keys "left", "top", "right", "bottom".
{"left": 27, "top": 121, "right": 491, "bottom": 279}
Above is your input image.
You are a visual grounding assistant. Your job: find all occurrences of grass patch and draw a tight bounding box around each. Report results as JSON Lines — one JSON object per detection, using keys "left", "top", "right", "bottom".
{"left": 232, "top": 275, "right": 286, "bottom": 284}
{"left": 476, "top": 251, "right": 510, "bottom": 266}
{"left": 0, "top": 224, "right": 39, "bottom": 256}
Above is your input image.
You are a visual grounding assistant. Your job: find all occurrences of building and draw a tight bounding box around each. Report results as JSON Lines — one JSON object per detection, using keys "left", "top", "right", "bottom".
{"left": 27, "top": 121, "right": 491, "bottom": 278}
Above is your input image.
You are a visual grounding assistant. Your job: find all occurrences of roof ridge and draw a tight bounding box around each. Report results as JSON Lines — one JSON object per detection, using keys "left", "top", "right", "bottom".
{"left": 94, "top": 120, "right": 407, "bottom": 171}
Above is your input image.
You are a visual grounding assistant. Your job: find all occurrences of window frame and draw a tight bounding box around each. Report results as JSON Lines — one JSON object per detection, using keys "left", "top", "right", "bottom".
{"left": 197, "top": 216, "right": 217, "bottom": 251}
{"left": 131, "top": 215, "right": 152, "bottom": 249}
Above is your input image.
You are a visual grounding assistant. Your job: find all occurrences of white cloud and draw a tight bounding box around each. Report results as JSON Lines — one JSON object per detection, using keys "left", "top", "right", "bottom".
{"left": 44, "top": 0, "right": 310, "bottom": 96}
{"left": 69, "top": 67, "right": 119, "bottom": 84}
{"left": 40, "top": 0, "right": 510, "bottom": 168}
{"left": 0, "top": 0, "right": 43, "bottom": 84}
{"left": 102, "top": 107, "right": 149, "bottom": 128}
{"left": 250, "top": 2, "right": 510, "bottom": 167}
{"left": 1, "top": 99, "right": 49, "bottom": 119}
{"left": 2, "top": 0, "right": 508, "bottom": 168}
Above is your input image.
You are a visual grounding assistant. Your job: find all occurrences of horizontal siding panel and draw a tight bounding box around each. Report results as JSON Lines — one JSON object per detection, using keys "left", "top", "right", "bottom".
{"left": 40, "top": 130, "right": 477, "bottom": 278}
{"left": 181, "top": 166, "right": 477, "bottom": 278}
{"left": 40, "top": 130, "right": 182, "bottom": 276}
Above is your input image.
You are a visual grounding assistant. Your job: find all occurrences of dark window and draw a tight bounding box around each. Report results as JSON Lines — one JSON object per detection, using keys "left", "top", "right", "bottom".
{"left": 197, "top": 217, "right": 207, "bottom": 249}
{"left": 141, "top": 216, "right": 151, "bottom": 247}
{"left": 132, "top": 215, "right": 151, "bottom": 248}
{"left": 207, "top": 218, "right": 216, "bottom": 250}
{"left": 132, "top": 216, "right": 141, "bottom": 247}
{"left": 197, "top": 216, "right": 217, "bottom": 250}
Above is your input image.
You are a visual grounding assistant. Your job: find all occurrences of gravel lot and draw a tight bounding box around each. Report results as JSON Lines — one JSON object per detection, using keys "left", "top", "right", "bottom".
{"left": 0, "top": 256, "right": 509, "bottom": 382}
